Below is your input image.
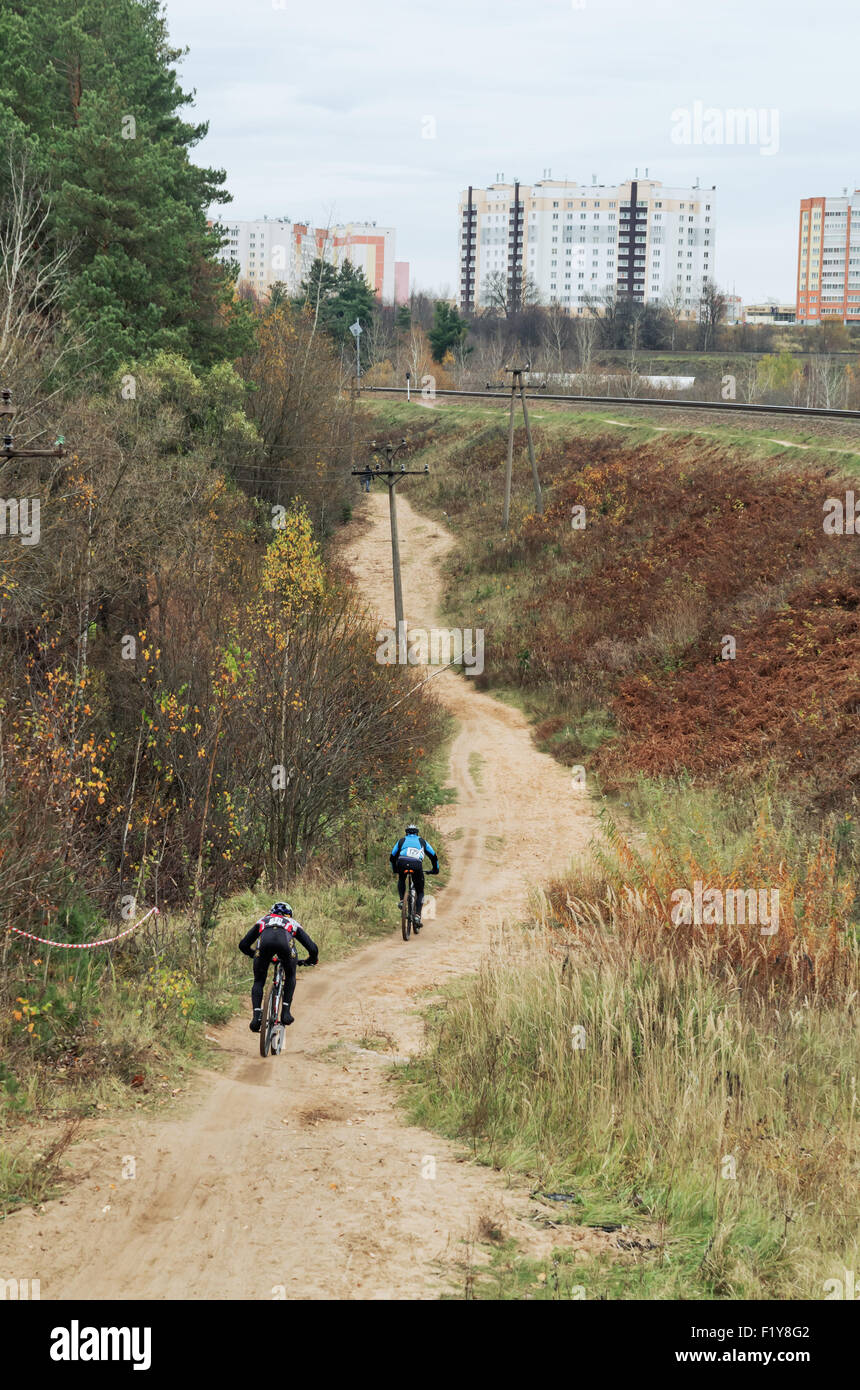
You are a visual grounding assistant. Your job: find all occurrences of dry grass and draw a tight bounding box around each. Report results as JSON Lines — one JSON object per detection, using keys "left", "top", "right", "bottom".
{"left": 403, "top": 799, "right": 859, "bottom": 1300}
{"left": 407, "top": 920, "right": 858, "bottom": 1297}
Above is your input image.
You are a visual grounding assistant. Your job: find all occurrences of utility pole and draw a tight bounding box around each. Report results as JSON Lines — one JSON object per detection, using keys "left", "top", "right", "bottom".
{"left": 502, "top": 363, "right": 542, "bottom": 531}
{"left": 352, "top": 438, "right": 429, "bottom": 651}
{"left": 1, "top": 388, "right": 66, "bottom": 459}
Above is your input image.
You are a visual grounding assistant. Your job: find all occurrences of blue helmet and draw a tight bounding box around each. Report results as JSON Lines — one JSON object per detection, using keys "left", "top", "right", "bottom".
{"left": 271, "top": 902, "right": 292, "bottom": 917}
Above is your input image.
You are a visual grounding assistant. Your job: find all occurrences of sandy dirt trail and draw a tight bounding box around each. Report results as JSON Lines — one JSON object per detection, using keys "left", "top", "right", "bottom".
{"left": 1, "top": 493, "right": 596, "bottom": 1299}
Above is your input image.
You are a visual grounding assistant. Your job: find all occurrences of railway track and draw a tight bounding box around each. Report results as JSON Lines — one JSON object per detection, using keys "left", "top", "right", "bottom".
{"left": 359, "top": 384, "right": 860, "bottom": 422}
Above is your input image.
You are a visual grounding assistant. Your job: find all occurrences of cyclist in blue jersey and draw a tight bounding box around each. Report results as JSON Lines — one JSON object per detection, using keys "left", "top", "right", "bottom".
{"left": 390, "top": 823, "right": 439, "bottom": 932}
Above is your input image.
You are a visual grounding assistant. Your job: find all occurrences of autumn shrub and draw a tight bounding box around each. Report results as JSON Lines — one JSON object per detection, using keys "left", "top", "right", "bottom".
{"left": 545, "top": 810, "right": 856, "bottom": 1003}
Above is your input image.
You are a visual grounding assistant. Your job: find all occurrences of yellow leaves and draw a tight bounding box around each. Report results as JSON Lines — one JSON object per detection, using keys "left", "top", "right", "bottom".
{"left": 258, "top": 502, "right": 325, "bottom": 613}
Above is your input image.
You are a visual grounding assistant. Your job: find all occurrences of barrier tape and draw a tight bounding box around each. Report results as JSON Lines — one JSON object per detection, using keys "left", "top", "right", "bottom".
{"left": 6, "top": 906, "right": 159, "bottom": 950}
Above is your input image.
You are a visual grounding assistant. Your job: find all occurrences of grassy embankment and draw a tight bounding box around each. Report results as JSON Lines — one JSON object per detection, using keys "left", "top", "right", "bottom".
{"left": 359, "top": 398, "right": 860, "bottom": 1299}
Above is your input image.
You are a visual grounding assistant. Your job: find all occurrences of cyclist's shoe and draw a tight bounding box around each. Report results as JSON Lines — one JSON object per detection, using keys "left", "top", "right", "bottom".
{"left": 281, "top": 1005, "right": 294, "bottom": 1026}
{"left": 249, "top": 1009, "right": 262, "bottom": 1033}
{"left": 414, "top": 914, "right": 422, "bottom": 927}
{"left": 398, "top": 899, "right": 403, "bottom": 909}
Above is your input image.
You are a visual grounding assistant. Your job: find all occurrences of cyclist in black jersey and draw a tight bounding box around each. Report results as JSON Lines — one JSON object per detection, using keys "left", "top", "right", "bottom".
{"left": 239, "top": 902, "right": 318, "bottom": 1032}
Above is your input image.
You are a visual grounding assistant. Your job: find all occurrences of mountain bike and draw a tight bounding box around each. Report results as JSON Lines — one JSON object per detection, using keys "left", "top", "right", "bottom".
{"left": 260, "top": 954, "right": 289, "bottom": 1057}
{"left": 401, "top": 867, "right": 416, "bottom": 942}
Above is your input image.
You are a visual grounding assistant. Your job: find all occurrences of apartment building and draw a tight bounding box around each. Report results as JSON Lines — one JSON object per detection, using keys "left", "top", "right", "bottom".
{"left": 215, "top": 218, "right": 322, "bottom": 295}
{"left": 458, "top": 176, "right": 717, "bottom": 317}
{"left": 215, "top": 218, "right": 397, "bottom": 300}
{"left": 329, "top": 223, "right": 396, "bottom": 301}
{"left": 796, "top": 191, "right": 860, "bottom": 324}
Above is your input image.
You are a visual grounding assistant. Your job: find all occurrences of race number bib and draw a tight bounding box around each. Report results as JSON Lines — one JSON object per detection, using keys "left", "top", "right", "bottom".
{"left": 405, "top": 845, "right": 422, "bottom": 859}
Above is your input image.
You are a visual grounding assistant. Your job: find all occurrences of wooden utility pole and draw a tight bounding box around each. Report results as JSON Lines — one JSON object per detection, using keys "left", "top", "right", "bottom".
{"left": 1, "top": 388, "right": 66, "bottom": 459}
{"left": 352, "top": 438, "right": 429, "bottom": 645}
{"left": 502, "top": 364, "right": 542, "bottom": 532}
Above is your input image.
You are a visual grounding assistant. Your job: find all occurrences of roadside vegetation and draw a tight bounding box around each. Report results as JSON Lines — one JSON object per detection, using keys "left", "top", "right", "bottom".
{"left": 404, "top": 794, "right": 858, "bottom": 1299}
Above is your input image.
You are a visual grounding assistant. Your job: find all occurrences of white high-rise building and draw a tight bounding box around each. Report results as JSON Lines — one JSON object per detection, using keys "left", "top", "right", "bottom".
{"left": 458, "top": 176, "right": 717, "bottom": 317}
{"left": 214, "top": 217, "right": 397, "bottom": 301}
{"left": 214, "top": 217, "right": 324, "bottom": 296}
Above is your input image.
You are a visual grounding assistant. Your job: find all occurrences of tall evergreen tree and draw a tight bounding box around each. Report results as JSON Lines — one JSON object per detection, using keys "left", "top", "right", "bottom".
{"left": 0, "top": 0, "right": 252, "bottom": 373}
{"left": 428, "top": 300, "right": 469, "bottom": 363}
{"left": 297, "top": 257, "right": 376, "bottom": 346}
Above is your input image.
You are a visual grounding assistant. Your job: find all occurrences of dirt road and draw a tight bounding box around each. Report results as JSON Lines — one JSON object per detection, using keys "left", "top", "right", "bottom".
{"left": 1, "top": 493, "right": 596, "bottom": 1299}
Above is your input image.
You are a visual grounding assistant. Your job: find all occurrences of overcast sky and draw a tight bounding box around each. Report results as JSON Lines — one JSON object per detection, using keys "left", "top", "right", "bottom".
{"left": 165, "top": 0, "right": 857, "bottom": 303}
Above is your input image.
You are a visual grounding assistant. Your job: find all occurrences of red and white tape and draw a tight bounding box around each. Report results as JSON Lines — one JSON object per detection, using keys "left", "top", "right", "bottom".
{"left": 6, "top": 906, "right": 159, "bottom": 950}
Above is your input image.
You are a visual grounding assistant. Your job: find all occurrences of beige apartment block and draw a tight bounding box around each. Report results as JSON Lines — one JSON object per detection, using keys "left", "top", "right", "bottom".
{"left": 459, "top": 175, "right": 716, "bottom": 317}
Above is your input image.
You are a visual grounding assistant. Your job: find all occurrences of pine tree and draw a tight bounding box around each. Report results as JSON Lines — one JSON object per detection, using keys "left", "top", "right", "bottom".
{"left": 297, "top": 257, "right": 376, "bottom": 345}
{"left": 0, "top": 0, "right": 252, "bottom": 374}
{"left": 428, "top": 301, "right": 469, "bottom": 363}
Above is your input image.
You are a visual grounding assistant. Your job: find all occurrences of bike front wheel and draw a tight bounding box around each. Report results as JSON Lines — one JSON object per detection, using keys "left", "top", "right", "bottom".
{"left": 401, "top": 881, "right": 413, "bottom": 941}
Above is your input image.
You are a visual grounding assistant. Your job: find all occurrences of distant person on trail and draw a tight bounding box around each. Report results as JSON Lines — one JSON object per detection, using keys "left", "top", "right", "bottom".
{"left": 239, "top": 902, "right": 318, "bottom": 1033}
{"left": 390, "top": 824, "right": 439, "bottom": 931}
{"left": 361, "top": 464, "right": 373, "bottom": 493}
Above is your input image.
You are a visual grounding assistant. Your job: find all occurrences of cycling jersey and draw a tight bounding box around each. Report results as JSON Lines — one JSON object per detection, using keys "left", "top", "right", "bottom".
{"left": 390, "top": 833, "right": 438, "bottom": 871}
{"left": 239, "top": 913, "right": 318, "bottom": 962}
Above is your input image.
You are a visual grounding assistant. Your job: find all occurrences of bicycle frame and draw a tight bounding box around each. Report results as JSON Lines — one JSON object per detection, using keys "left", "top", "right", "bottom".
{"left": 273, "top": 959, "right": 285, "bottom": 1011}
